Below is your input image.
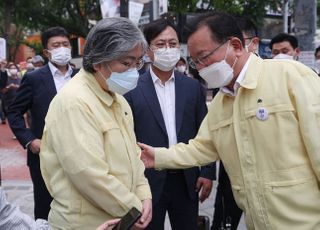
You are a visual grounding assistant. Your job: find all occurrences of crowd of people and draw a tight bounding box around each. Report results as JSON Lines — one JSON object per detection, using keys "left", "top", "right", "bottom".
{"left": 1, "top": 10, "right": 320, "bottom": 230}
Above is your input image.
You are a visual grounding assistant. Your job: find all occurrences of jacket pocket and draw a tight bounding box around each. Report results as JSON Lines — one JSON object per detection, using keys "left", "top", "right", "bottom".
{"left": 262, "top": 166, "right": 320, "bottom": 229}
{"left": 244, "top": 103, "right": 294, "bottom": 119}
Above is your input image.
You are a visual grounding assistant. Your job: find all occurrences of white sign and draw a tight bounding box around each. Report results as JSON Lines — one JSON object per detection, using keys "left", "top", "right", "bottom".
{"left": 100, "top": 0, "right": 120, "bottom": 18}
{"left": 129, "top": 1, "right": 144, "bottom": 24}
{"left": 0, "top": 37, "right": 6, "bottom": 60}
{"left": 299, "top": 51, "right": 315, "bottom": 68}
{"left": 159, "top": 0, "right": 168, "bottom": 15}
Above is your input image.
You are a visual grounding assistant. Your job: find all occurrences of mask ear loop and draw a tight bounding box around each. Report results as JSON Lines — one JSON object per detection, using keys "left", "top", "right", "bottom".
{"left": 245, "top": 40, "right": 253, "bottom": 52}
{"left": 97, "top": 63, "right": 112, "bottom": 81}
{"left": 223, "top": 41, "right": 230, "bottom": 60}
{"left": 224, "top": 40, "right": 238, "bottom": 69}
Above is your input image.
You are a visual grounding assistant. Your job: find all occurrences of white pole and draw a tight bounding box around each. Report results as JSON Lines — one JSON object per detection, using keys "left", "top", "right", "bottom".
{"left": 283, "top": 0, "right": 289, "bottom": 33}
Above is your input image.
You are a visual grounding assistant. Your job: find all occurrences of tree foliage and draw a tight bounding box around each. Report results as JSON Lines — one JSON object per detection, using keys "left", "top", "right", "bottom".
{"left": 8, "top": 0, "right": 101, "bottom": 37}
{"left": 169, "top": 0, "right": 283, "bottom": 26}
{"left": 0, "top": 0, "right": 101, "bottom": 60}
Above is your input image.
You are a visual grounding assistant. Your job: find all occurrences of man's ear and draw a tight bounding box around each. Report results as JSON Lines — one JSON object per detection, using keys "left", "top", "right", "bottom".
{"left": 251, "top": 37, "right": 260, "bottom": 52}
{"left": 43, "top": 49, "right": 50, "bottom": 59}
{"left": 295, "top": 47, "right": 301, "bottom": 56}
{"left": 146, "top": 49, "right": 154, "bottom": 62}
{"left": 230, "top": 37, "right": 243, "bottom": 56}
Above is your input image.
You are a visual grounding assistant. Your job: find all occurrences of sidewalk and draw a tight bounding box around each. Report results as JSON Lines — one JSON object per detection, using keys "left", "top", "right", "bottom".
{"left": 0, "top": 122, "right": 30, "bottom": 181}
{"left": 0, "top": 122, "right": 34, "bottom": 218}
{"left": 0, "top": 122, "right": 246, "bottom": 229}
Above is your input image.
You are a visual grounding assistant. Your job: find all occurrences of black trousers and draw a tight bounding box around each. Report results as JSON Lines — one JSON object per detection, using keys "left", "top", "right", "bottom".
{"left": 211, "top": 163, "right": 242, "bottom": 230}
{"left": 146, "top": 172, "right": 198, "bottom": 230}
{"left": 29, "top": 164, "right": 52, "bottom": 220}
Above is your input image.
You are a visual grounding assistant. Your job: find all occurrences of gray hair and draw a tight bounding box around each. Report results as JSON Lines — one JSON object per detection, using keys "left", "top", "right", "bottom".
{"left": 83, "top": 17, "right": 148, "bottom": 73}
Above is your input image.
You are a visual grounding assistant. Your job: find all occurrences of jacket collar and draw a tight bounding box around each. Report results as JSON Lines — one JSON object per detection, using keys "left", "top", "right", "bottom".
{"left": 80, "top": 68, "right": 114, "bottom": 107}
{"left": 239, "top": 53, "right": 263, "bottom": 90}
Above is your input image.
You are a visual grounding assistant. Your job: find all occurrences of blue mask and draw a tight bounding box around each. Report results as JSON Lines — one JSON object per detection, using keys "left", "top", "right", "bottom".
{"left": 104, "top": 67, "right": 139, "bottom": 95}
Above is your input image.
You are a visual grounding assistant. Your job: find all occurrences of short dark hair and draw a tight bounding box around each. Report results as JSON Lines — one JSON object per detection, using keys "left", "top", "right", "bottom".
{"left": 41, "top": 27, "right": 69, "bottom": 49}
{"left": 315, "top": 46, "right": 320, "bottom": 57}
{"left": 186, "top": 12, "right": 244, "bottom": 46}
{"left": 143, "top": 18, "right": 178, "bottom": 45}
{"left": 178, "top": 57, "right": 186, "bottom": 64}
{"left": 236, "top": 16, "right": 258, "bottom": 38}
{"left": 269, "top": 33, "right": 298, "bottom": 50}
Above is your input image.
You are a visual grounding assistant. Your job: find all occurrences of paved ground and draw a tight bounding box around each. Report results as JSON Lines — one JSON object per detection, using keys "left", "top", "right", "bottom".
{"left": 0, "top": 122, "right": 246, "bottom": 229}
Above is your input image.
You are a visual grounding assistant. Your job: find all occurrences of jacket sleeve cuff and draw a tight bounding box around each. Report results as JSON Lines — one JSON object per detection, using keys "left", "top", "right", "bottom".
{"left": 135, "top": 184, "right": 152, "bottom": 201}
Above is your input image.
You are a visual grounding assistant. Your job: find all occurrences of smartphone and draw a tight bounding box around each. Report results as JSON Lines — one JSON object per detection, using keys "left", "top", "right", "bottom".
{"left": 112, "top": 207, "right": 142, "bottom": 230}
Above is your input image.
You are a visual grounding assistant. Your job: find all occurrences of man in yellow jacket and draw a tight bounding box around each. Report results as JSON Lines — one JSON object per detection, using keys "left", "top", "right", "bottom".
{"left": 139, "top": 12, "right": 320, "bottom": 230}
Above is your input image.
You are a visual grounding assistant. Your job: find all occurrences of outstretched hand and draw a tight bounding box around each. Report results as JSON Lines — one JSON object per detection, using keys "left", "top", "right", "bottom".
{"left": 138, "top": 142, "right": 155, "bottom": 168}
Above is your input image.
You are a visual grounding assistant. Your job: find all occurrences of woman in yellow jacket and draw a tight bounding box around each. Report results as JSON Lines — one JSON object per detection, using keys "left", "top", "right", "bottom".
{"left": 40, "top": 17, "right": 152, "bottom": 230}
{"left": 140, "top": 12, "right": 320, "bottom": 230}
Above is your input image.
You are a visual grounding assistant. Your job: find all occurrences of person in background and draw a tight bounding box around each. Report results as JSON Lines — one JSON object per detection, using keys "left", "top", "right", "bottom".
{"left": 211, "top": 15, "right": 259, "bottom": 230}
{"left": 175, "top": 57, "right": 188, "bottom": 75}
{"left": 7, "top": 26, "right": 77, "bottom": 220}
{"left": 270, "top": 33, "right": 300, "bottom": 60}
{"left": 26, "top": 56, "right": 35, "bottom": 72}
{"left": 139, "top": 11, "right": 320, "bottom": 230}
{"left": 31, "top": 55, "right": 45, "bottom": 70}
{"left": 314, "top": 46, "right": 320, "bottom": 75}
{"left": 0, "top": 59, "right": 8, "bottom": 124}
{"left": 40, "top": 17, "right": 152, "bottom": 229}
{"left": 1, "top": 63, "right": 21, "bottom": 122}
{"left": 124, "top": 18, "right": 215, "bottom": 230}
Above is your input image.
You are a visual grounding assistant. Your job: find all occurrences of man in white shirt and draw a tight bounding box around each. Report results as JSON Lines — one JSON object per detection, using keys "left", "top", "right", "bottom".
{"left": 124, "top": 18, "right": 216, "bottom": 230}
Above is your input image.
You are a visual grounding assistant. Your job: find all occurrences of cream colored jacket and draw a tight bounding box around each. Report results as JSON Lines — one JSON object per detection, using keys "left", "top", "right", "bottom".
{"left": 40, "top": 69, "right": 151, "bottom": 230}
{"left": 155, "top": 55, "right": 320, "bottom": 229}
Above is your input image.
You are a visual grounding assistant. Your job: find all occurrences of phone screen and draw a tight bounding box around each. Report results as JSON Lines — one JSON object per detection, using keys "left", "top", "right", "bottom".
{"left": 112, "top": 207, "right": 142, "bottom": 230}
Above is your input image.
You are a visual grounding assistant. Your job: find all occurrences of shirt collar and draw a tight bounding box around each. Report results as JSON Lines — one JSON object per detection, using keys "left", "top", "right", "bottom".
{"left": 220, "top": 54, "right": 252, "bottom": 97}
{"left": 150, "top": 67, "right": 175, "bottom": 85}
{"left": 48, "top": 61, "right": 73, "bottom": 78}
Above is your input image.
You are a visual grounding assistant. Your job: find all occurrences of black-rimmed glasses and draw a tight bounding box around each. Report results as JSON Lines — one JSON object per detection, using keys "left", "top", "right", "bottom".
{"left": 188, "top": 41, "right": 227, "bottom": 69}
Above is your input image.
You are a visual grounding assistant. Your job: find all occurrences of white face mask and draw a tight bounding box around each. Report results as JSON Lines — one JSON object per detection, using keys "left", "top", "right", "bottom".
{"left": 199, "top": 42, "right": 237, "bottom": 89}
{"left": 102, "top": 65, "right": 140, "bottom": 95}
{"left": 9, "top": 69, "right": 18, "bottom": 76}
{"left": 273, "top": 53, "right": 294, "bottom": 60}
{"left": 153, "top": 48, "right": 180, "bottom": 71}
{"left": 27, "top": 63, "right": 34, "bottom": 70}
{"left": 49, "top": 47, "right": 72, "bottom": 66}
{"left": 176, "top": 65, "right": 186, "bottom": 73}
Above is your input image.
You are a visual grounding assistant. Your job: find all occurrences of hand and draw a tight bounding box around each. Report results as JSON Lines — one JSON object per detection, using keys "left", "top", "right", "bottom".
{"left": 29, "top": 139, "right": 41, "bottom": 154}
{"left": 96, "top": 218, "right": 120, "bottom": 230}
{"left": 133, "top": 199, "right": 152, "bottom": 229}
{"left": 196, "top": 177, "right": 213, "bottom": 203}
{"left": 6, "top": 84, "right": 14, "bottom": 89}
{"left": 138, "top": 142, "right": 155, "bottom": 168}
